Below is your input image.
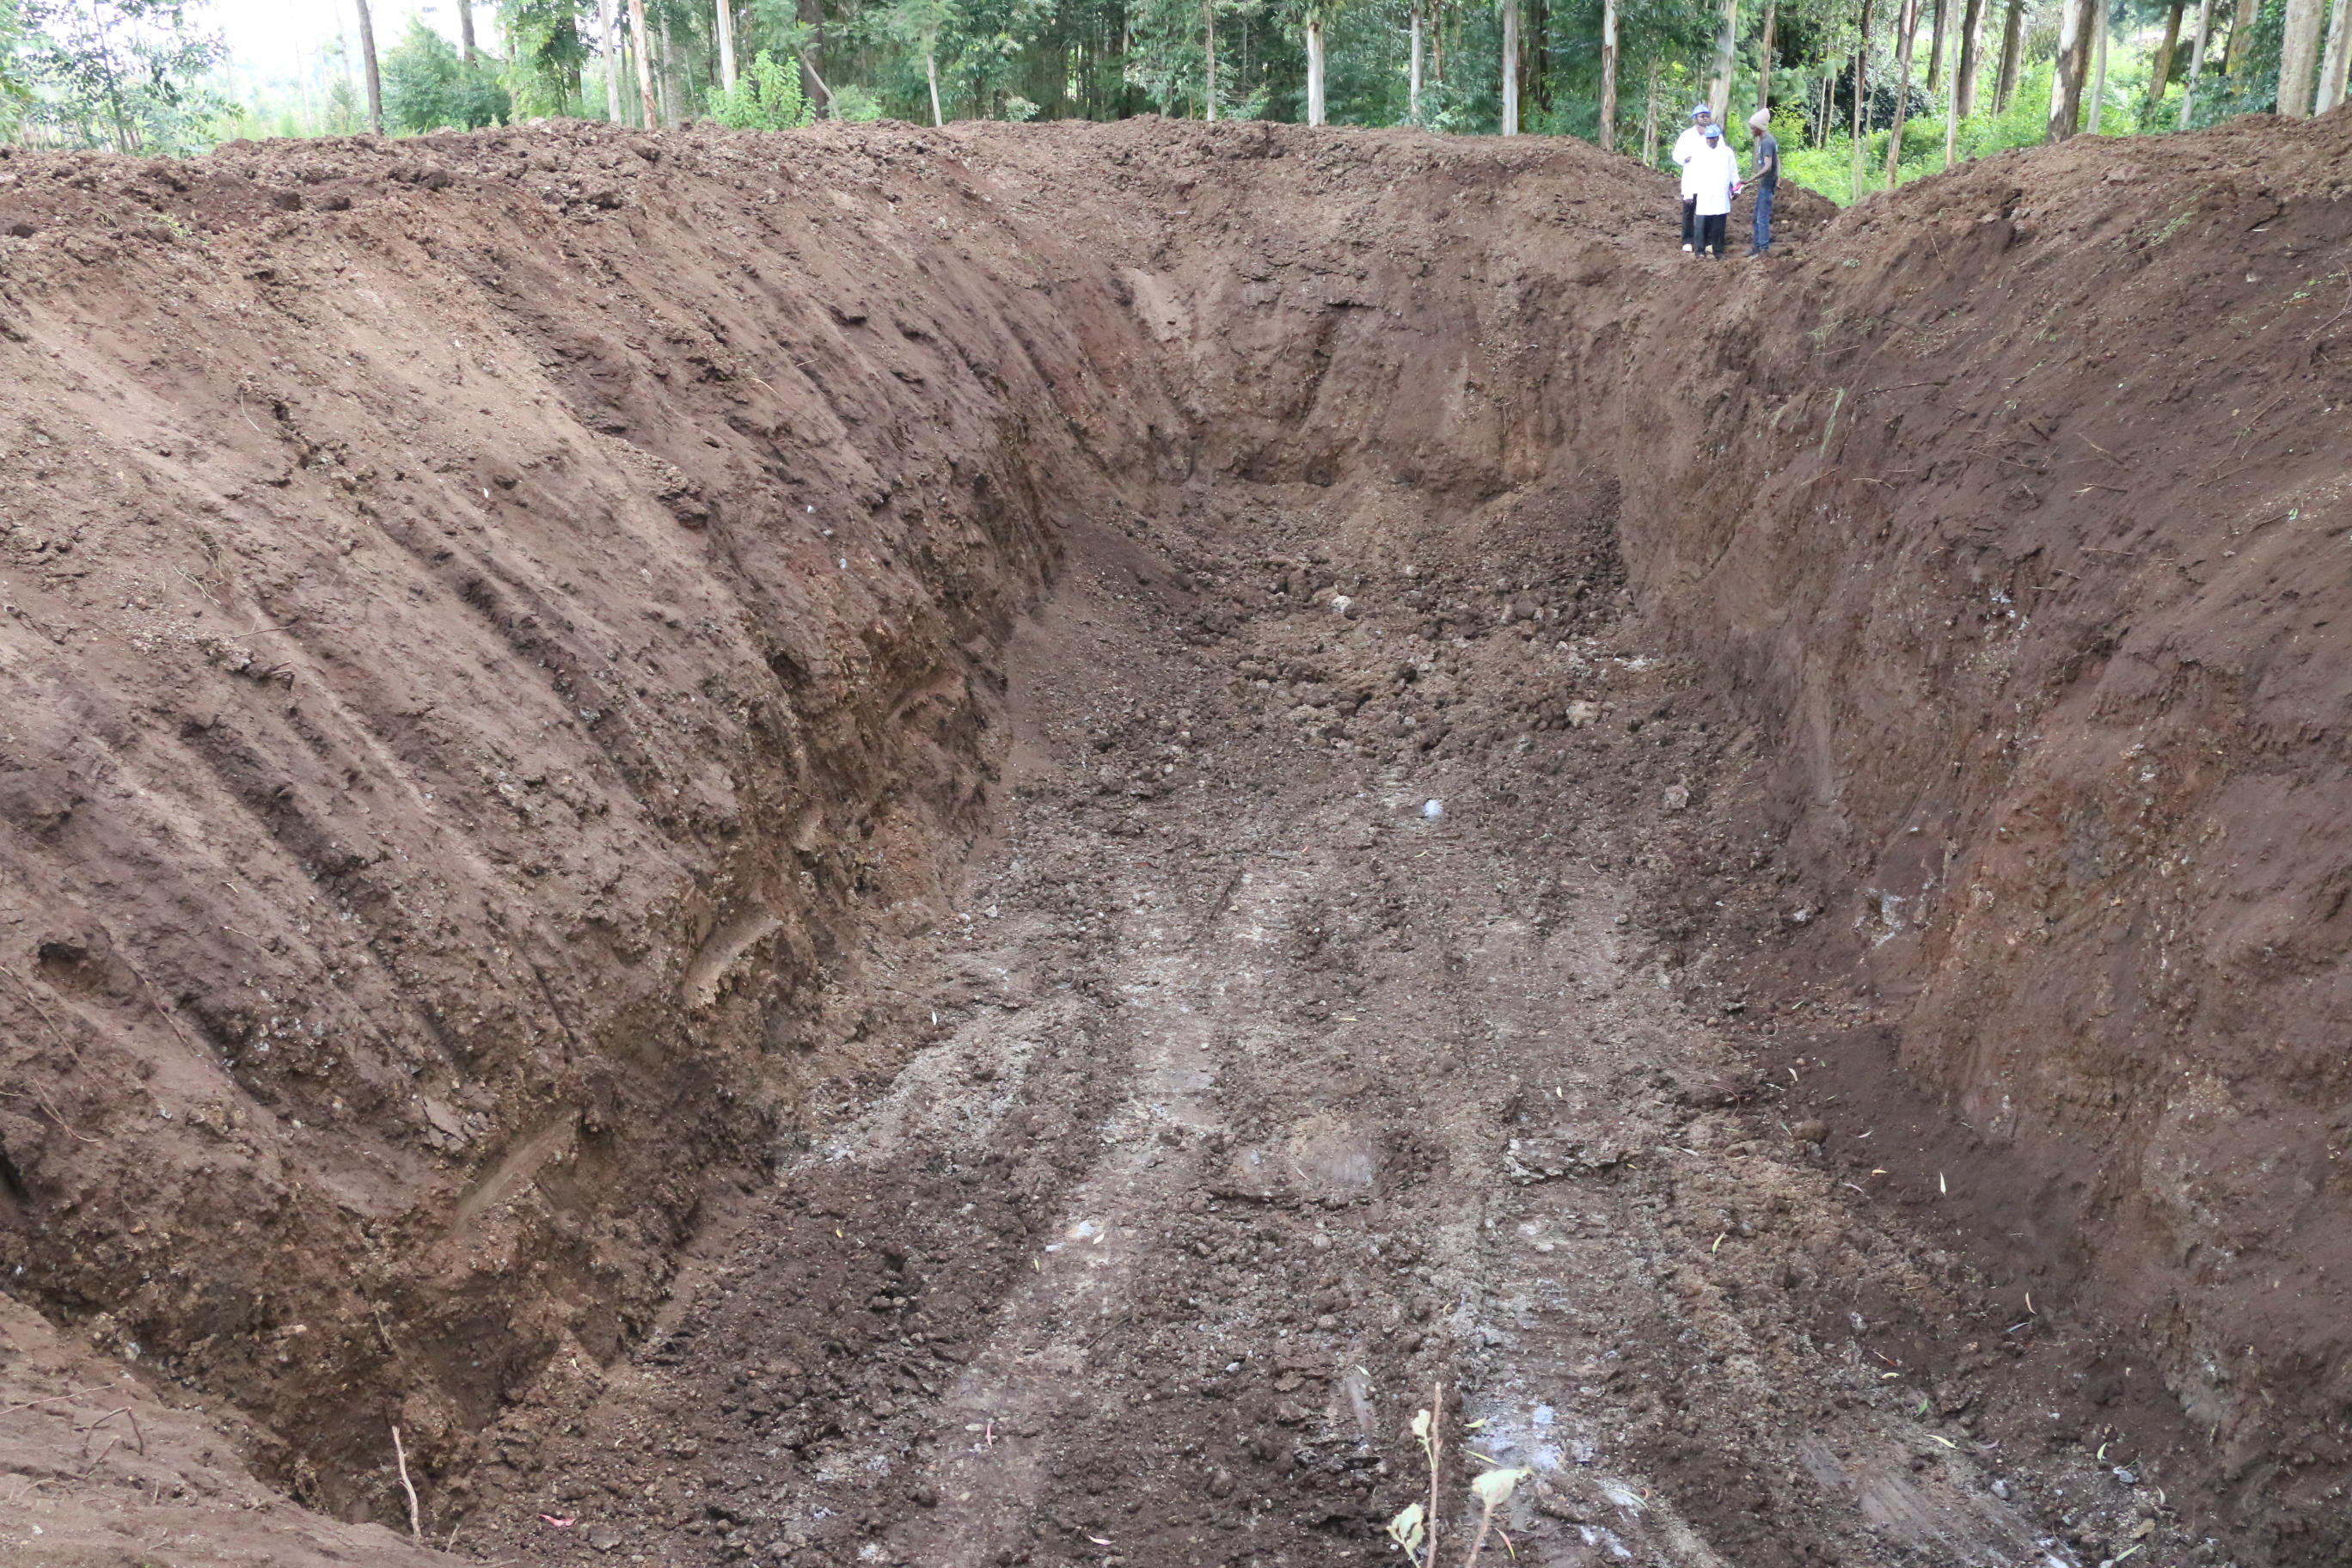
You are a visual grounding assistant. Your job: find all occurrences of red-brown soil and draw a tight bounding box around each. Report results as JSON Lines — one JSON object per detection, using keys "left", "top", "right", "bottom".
{"left": 0, "top": 106, "right": 2345, "bottom": 1568}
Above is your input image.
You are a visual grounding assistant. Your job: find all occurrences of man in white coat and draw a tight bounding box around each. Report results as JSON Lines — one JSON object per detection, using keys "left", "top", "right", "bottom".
{"left": 1671, "top": 103, "right": 1713, "bottom": 253}
{"left": 1687, "top": 122, "right": 1742, "bottom": 260}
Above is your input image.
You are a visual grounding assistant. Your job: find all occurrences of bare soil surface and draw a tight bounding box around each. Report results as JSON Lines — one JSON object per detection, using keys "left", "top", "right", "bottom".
{"left": 0, "top": 107, "right": 2347, "bottom": 1568}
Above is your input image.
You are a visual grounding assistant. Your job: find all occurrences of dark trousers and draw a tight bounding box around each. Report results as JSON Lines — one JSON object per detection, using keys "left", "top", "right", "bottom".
{"left": 1697, "top": 212, "right": 1727, "bottom": 256}
{"left": 1681, "top": 195, "right": 1697, "bottom": 246}
{"left": 1751, "top": 182, "right": 1775, "bottom": 252}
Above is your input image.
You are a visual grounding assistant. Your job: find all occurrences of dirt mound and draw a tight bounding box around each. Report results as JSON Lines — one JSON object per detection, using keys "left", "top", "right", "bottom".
{"left": 0, "top": 107, "right": 2345, "bottom": 1568}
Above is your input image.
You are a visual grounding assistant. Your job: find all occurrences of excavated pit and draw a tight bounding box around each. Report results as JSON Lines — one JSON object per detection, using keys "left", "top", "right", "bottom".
{"left": 0, "top": 111, "right": 2348, "bottom": 1568}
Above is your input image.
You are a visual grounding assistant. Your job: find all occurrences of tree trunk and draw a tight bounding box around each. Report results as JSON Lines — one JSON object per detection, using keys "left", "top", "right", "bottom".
{"left": 2320, "top": 0, "right": 2352, "bottom": 111}
{"left": 1708, "top": 0, "right": 1738, "bottom": 120}
{"left": 627, "top": 0, "right": 659, "bottom": 128}
{"left": 1642, "top": 59, "right": 1659, "bottom": 162}
{"left": 1599, "top": 0, "right": 1617, "bottom": 147}
{"left": 457, "top": 0, "right": 477, "bottom": 62}
{"left": 2086, "top": 0, "right": 2109, "bottom": 131}
{"left": 1994, "top": 0, "right": 2024, "bottom": 108}
{"left": 1756, "top": 0, "right": 1776, "bottom": 114}
{"left": 2178, "top": 0, "right": 2216, "bottom": 123}
{"left": 798, "top": 50, "right": 836, "bottom": 113}
{"left": 2147, "top": 0, "right": 2184, "bottom": 101}
{"left": 599, "top": 0, "right": 624, "bottom": 120}
{"left": 2278, "top": 0, "right": 2325, "bottom": 113}
{"left": 714, "top": 0, "right": 737, "bottom": 94}
{"left": 1886, "top": 0, "right": 1918, "bottom": 181}
{"left": 1411, "top": 0, "right": 1425, "bottom": 123}
{"left": 2047, "top": 0, "right": 2093, "bottom": 140}
{"left": 354, "top": 0, "right": 383, "bottom": 134}
{"left": 1205, "top": 0, "right": 1216, "bottom": 119}
{"left": 1956, "top": 0, "right": 1984, "bottom": 117}
{"left": 652, "top": 14, "right": 675, "bottom": 126}
{"left": 2223, "top": 0, "right": 2258, "bottom": 71}
{"left": 797, "top": 0, "right": 826, "bottom": 114}
{"left": 1852, "top": 0, "right": 1871, "bottom": 196}
{"left": 1500, "top": 0, "right": 1518, "bottom": 132}
{"left": 1926, "top": 0, "right": 1947, "bottom": 89}
{"left": 926, "top": 46, "right": 943, "bottom": 125}
{"left": 1307, "top": 15, "right": 1326, "bottom": 125}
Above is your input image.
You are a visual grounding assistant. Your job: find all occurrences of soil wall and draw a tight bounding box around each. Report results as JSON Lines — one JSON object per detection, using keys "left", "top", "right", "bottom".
{"left": 1620, "top": 117, "right": 2352, "bottom": 1558}
{"left": 0, "top": 119, "right": 1159, "bottom": 1515}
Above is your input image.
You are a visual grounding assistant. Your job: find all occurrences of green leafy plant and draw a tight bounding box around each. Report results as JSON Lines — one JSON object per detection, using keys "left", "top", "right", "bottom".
{"left": 18, "top": 0, "right": 233, "bottom": 153}
{"left": 707, "top": 46, "right": 815, "bottom": 127}
{"left": 829, "top": 81, "right": 885, "bottom": 119}
{"left": 0, "top": 0, "right": 28, "bottom": 137}
{"left": 499, "top": 0, "right": 594, "bottom": 119}
{"left": 383, "top": 16, "right": 511, "bottom": 132}
{"left": 1385, "top": 1382, "right": 1535, "bottom": 1568}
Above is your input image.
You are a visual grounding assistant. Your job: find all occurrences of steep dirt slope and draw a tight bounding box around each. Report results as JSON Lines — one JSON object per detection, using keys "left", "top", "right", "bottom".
{"left": 1616, "top": 115, "right": 2352, "bottom": 1562}
{"left": 0, "top": 119, "right": 1155, "bottom": 1522}
{"left": 0, "top": 107, "right": 2347, "bottom": 1568}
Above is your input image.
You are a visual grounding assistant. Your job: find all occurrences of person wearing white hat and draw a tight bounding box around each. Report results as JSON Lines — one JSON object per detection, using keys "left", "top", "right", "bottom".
{"left": 1687, "top": 122, "right": 1742, "bottom": 259}
{"left": 1671, "top": 102, "right": 1714, "bottom": 253}
{"left": 1744, "top": 109, "right": 1779, "bottom": 257}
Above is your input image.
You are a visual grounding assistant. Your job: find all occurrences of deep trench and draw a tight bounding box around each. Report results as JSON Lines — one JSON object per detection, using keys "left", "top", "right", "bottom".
{"left": 0, "top": 110, "right": 2349, "bottom": 1568}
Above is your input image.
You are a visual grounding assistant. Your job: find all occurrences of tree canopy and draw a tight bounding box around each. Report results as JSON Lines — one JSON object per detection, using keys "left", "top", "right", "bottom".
{"left": 383, "top": 16, "right": 512, "bottom": 133}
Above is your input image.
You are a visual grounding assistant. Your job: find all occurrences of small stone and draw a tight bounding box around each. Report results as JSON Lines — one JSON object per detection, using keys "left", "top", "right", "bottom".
{"left": 586, "top": 1525, "right": 622, "bottom": 1552}
{"left": 1663, "top": 783, "right": 1691, "bottom": 811}
{"left": 1792, "top": 1120, "right": 1829, "bottom": 1144}
{"left": 1315, "top": 1314, "right": 1338, "bottom": 1331}
{"left": 1990, "top": 1479, "right": 2010, "bottom": 1501}
{"left": 1565, "top": 701, "right": 1599, "bottom": 728}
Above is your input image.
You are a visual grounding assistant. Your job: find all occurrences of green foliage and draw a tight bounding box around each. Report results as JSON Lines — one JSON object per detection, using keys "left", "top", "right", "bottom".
{"left": 383, "top": 16, "right": 511, "bottom": 132}
{"left": 18, "top": 0, "right": 234, "bottom": 153}
{"left": 499, "top": 0, "right": 596, "bottom": 118}
{"left": 945, "top": 0, "right": 1055, "bottom": 119}
{"left": 830, "top": 80, "right": 885, "bottom": 118}
{"left": 0, "top": 0, "right": 28, "bottom": 137}
{"left": 323, "top": 71, "right": 363, "bottom": 135}
{"left": 707, "top": 46, "right": 814, "bottom": 126}
{"left": 1782, "top": 58, "right": 2055, "bottom": 205}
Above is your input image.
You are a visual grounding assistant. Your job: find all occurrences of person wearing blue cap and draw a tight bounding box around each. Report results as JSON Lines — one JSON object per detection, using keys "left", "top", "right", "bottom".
{"left": 1687, "top": 121, "right": 1742, "bottom": 259}
{"left": 1671, "top": 102, "right": 1714, "bottom": 253}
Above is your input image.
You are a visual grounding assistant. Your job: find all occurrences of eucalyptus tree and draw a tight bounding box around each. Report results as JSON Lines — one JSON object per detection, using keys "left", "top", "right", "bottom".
{"left": 881, "top": 0, "right": 956, "bottom": 122}
{"left": 2319, "top": 0, "right": 2349, "bottom": 109}
{"left": 2275, "top": 0, "right": 2322, "bottom": 113}
{"left": 2175, "top": 0, "right": 2214, "bottom": 121}
{"left": 2048, "top": 0, "right": 2092, "bottom": 137}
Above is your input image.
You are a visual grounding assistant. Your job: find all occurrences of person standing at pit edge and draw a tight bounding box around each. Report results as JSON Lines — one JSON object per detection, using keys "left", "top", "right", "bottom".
{"left": 1687, "top": 123, "right": 1741, "bottom": 260}
{"left": 1745, "top": 109, "right": 1779, "bottom": 257}
{"left": 1671, "top": 103, "right": 1714, "bottom": 253}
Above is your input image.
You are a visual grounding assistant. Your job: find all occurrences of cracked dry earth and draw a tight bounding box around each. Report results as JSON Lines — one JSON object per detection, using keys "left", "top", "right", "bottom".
{"left": 469, "top": 510, "right": 2143, "bottom": 1568}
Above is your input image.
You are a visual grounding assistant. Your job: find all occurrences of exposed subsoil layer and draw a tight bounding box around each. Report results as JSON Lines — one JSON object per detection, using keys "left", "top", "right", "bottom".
{"left": 0, "top": 108, "right": 2346, "bottom": 1568}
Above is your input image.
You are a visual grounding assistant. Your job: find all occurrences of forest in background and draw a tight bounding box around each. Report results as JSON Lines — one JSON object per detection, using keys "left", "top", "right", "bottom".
{"left": 0, "top": 0, "right": 2346, "bottom": 199}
